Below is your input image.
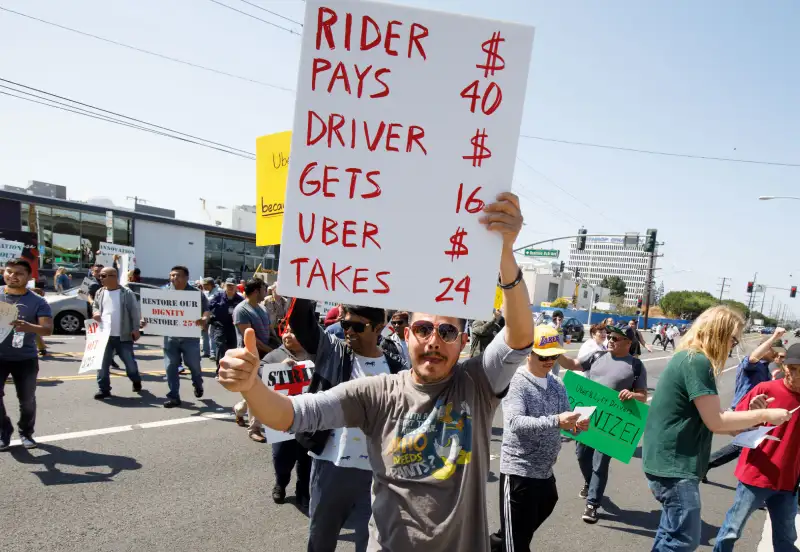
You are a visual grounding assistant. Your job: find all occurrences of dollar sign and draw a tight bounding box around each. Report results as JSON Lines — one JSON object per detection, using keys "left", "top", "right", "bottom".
{"left": 462, "top": 128, "right": 492, "bottom": 168}
{"left": 476, "top": 31, "right": 505, "bottom": 78}
{"left": 445, "top": 227, "right": 469, "bottom": 261}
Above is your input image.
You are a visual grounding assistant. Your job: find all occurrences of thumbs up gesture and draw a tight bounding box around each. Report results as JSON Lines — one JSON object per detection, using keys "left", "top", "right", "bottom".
{"left": 218, "top": 328, "right": 261, "bottom": 393}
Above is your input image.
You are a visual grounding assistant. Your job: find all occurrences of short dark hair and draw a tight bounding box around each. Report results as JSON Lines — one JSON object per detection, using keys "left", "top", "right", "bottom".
{"left": 170, "top": 265, "right": 189, "bottom": 277}
{"left": 5, "top": 258, "right": 31, "bottom": 274}
{"left": 552, "top": 310, "right": 564, "bottom": 318}
{"left": 244, "top": 278, "right": 265, "bottom": 296}
{"left": 133, "top": 268, "right": 141, "bottom": 276}
{"left": 342, "top": 305, "right": 385, "bottom": 327}
{"left": 92, "top": 263, "right": 104, "bottom": 269}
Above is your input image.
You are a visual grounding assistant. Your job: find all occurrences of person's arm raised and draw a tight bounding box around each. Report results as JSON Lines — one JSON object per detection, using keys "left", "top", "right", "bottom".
{"left": 480, "top": 192, "right": 533, "bottom": 350}
{"left": 749, "top": 328, "right": 785, "bottom": 363}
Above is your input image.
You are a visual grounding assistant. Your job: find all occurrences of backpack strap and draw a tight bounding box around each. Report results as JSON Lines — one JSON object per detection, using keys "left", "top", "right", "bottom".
{"left": 631, "top": 358, "right": 644, "bottom": 390}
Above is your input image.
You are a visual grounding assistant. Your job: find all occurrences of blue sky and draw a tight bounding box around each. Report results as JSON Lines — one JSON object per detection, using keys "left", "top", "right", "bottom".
{"left": 2, "top": 0, "right": 798, "bottom": 317}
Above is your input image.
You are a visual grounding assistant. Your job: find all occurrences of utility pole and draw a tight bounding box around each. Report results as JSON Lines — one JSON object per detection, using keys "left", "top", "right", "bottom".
{"left": 746, "top": 272, "right": 758, "bottom": 321}
{"left": 716, "top": 277, "right": 730, "bottom": 302}
{"left": 642, "top": 242, "right": 659, "bottom": 330}
{"left": 769, "top": 296, "right": 775, "bottom": 318}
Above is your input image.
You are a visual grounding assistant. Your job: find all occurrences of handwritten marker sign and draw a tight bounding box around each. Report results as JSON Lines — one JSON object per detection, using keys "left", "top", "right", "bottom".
{"left": 99, "top": 242, "right": 136, "bottom": 268}
{"left": 79, "top": 320, "right": 110, "bottom": 373}
{"left": 276, "top": 0, "right": 534, "bottom": 319}
{"left": 0, "top": 239, "right": 24, "bottom": 264}
{"left": 256, "top": 131, "right": 292, "bottom": 246}
{"left": 140, "top": 288, "right": 201, "bottom": 338}
{"left": 561, "top": 370, "right": 649, "bottom": 464}
{"left": 260, "top": 361, "right": 314, "bottom": 443}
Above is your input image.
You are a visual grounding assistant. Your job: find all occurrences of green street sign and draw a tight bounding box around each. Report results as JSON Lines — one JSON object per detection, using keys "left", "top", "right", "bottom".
{"left": 524, "top": 248, "right": 560, "bottom": 258}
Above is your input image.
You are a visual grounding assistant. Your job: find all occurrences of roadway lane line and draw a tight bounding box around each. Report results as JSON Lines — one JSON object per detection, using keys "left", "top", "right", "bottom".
{"left": 6, "top": 412, "right": 233, "bottom": 447}
{"left": 33, "top": 367, "right": 218, "bottom": 382}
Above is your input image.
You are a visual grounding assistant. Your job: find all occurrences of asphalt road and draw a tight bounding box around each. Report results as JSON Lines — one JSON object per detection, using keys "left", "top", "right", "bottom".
{"left": 0, "top": 331, "right": 787, "bottom": 551}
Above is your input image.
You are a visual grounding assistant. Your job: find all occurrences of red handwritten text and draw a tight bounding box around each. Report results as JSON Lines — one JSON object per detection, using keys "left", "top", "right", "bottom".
{"left": 306, "top": 111, "right": 427, "bottom": 155}
{"left": 289, "top": 257, "right": 391, "bottom": 294}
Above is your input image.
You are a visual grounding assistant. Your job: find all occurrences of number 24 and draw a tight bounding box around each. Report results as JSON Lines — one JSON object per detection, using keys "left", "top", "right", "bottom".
{"left": 435, "top": 276, "right": 471, "bottom": 304}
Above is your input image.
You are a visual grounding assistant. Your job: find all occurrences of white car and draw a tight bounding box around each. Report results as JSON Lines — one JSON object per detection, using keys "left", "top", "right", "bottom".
{"left": 47, "top": 282, "right": 159, "bottom": 334}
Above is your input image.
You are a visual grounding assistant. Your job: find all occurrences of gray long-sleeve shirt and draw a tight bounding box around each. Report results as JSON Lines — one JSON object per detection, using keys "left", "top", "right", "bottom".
{"left": 500, "top": 368, "right": 570, "bottom": 479}
{"left": 286, "top": 328, "right": 530, "bottom": 552}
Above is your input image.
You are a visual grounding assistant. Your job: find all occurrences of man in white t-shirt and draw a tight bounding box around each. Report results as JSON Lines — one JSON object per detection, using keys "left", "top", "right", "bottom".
{"left": 92, "top": 267, "right": 143, "bottom": 400}
{"left": 287, "top": 300, "right": 407, "bottom": 552}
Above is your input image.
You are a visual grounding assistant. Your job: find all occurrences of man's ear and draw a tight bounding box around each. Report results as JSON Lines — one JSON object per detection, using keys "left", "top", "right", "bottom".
{"left": 461, "top": 333, "right": 468, "bottom": 347}
{"left": 374, "top": 323, "right": 385, "bottom": 335}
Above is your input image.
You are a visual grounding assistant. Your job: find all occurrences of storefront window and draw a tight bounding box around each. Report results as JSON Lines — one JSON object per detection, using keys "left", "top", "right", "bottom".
{"left": 80, "top": 212, "right": 106, "bottom": 268}
{"left": 114, "top": 217, "right": 131, "bottom": 246}
{"left": 204, "top": 235, "right": 223, "bottom": 279}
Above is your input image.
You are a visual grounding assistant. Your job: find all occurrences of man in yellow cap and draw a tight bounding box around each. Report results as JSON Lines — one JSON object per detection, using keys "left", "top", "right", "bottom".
{"left": 490, "top": 325, "right": 588, "bottom": 552}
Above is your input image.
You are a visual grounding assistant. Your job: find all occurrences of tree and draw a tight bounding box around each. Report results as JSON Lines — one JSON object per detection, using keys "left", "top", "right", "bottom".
{"left": 551, "top": 297, "right": 570, "bottom": 308}
{"left": 659, "top": 291, "right": 718, "bottom": 319}
{"left": 721, "top": 299, "right": 750, "bottom": 321}
{"left": 600, "top": 276, "right": 627, "bottom": 298}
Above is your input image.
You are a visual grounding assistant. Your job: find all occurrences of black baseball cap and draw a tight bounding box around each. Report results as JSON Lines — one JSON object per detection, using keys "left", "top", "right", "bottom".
{"left": 785, "top": 343, "right": 800, "bottom": 365}
{"left": 607, "top": 324, "right": 636, "bottom": 341}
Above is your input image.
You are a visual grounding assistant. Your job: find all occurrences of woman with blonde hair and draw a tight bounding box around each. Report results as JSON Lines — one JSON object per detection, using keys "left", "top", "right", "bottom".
{"left": 54, "top": 267, "right": 71, "bottom": 293}
{"left": 642, "top": 305, "right": 791, "bottom": 551}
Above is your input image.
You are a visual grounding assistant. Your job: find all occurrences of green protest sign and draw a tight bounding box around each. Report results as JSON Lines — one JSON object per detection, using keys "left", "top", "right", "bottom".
{"left": 561, "top": 370, "right": 649, "bottom": 464}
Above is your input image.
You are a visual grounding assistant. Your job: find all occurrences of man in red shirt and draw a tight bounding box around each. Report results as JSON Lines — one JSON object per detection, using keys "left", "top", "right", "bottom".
{"left": 713, "top": 342, "right": 800, "bottom": 552}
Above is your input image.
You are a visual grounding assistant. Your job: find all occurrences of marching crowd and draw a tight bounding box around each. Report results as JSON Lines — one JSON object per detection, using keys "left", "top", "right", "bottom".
{"left": 1, "top": 193, "right": 800, "bottom": 551}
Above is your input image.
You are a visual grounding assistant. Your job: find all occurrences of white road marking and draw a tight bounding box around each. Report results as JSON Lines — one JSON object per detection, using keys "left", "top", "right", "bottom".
{"left": 8, "top": 412, "right": 233, "bottom": 447}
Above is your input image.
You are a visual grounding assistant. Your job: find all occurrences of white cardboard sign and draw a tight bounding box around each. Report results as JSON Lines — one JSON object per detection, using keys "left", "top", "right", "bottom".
{"left": 276, "top": 0, "right": 534, "bottom": 319}
{"left": 79, "top": 320, "right": 110, "bottom": 373}
{"left": 0, "top": 239, "right": 24, "bottom": 264}
{"left": 0, "top": 302, "right": 18, "bottom": 345}
{"left": 260, "top": 360, "right": 314, "bottom": 443}
{"left": 140, "top": 288, "right": 201, "bottom": 338}
{"left": 99, "top": 242, "right": 136, "bottom": 268}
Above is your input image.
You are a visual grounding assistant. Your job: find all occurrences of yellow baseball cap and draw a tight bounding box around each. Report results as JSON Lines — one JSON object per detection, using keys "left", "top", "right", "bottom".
{"left": 532, "top": 324, "right": 567, "bottom": 357}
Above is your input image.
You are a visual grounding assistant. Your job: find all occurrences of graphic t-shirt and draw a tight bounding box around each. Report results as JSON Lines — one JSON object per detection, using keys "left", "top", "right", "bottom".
{"left": 102, "top": 289, "right": 122, "bottom": 337}
{"left": 0, "top": 288, "right": 52, "bottom": 361}
{"left": 642, "top": 350, "right": 718, "bottom": 479}
{"left": 312, "top": 354, "right": 391, "bottom": 471}
{"left": 734, "top": 380, "right": 800, "bottom": 491}
{"left": 289, "top": 331, "right": 529, "bottom": 552}
{"left": 233, "top": 302, "right": 271, "bottom": 348}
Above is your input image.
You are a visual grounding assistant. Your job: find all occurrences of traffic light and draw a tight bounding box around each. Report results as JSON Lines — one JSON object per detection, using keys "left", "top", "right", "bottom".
{"left": 595, "top": 293, "right": 600, "bottom": 302}
{"left": 792, "top": 286, "right": 797, "bottom": 298}
{"left": 747, "top": 281, "right": 754, "bottom": 293}
{"left": 574, "top": 268, "right": 580, "bottom": 278}
{"left": 644, "top": 228, "right": 658, "bottom": 253}
{"left": 577, "top": 228, "right": 587, "bottom": 251}
{"left": 637, "top": 298, "right": 643, "bottom": 308}
{"left": 559, "top": 261, "right": 565, "bottom": 274}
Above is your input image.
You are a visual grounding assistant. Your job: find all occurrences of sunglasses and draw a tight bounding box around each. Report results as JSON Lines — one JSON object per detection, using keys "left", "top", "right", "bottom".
{"left": 391, "top": 319, "right": 408, "bottom": 327}
{"left": 98, "top": 274, "right": 114, "bottom": 279}
{"left": 341, "top": 320, "right": 371, "bottom": 333}
{"left": 536, "top": 354, "right": 561, "bottom": 361}
{"left": 410, "top": 321, "right": 461, "bottom": 343}
{"left": 608, "top": 335, "right": 627, "bottom": 343}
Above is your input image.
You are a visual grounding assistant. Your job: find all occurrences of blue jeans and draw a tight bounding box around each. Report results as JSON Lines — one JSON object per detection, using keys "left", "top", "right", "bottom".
{"left": 201, "top": 326, "right": 215, "bottom": 357}
{"left": 576, "top": 442, "right": 612, "bottom": 506}
{"left": 97, "top": 337, "right": 141, "bottom": 393}
{"left": 308, "top": 459, "right": 371, "bottom": 552}
{"left": 714, "top": 482, "right": 798, "bottom": 552}
{"left": 647, "top": 475, "right": 702, "bottom": 551}
{"left": 163, "top": 337, "right": 203, "bottom": 400}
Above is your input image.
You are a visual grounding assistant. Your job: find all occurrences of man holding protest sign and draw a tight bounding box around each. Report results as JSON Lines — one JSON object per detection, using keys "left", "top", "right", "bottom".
{"left": 0, "top": 258, "right": 52, "bottom": 451}
{"left": 91, "top": 267, "right": 143, "bottom": 400}
{"left": 219, "top": 192, "right": 534, "bottom": 551}
{"left": 559, "top": 323, "right": 648, "bottom": 524}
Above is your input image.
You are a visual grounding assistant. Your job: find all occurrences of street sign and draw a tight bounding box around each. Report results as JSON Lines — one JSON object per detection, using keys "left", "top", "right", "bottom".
{"left": 524, "top": 248, "right": 559, "bottom": 258}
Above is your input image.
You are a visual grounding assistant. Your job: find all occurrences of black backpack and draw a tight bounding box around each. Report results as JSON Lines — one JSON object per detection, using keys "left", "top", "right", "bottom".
{"left": 585, "top": 350, "right": 643, "bottom": 390}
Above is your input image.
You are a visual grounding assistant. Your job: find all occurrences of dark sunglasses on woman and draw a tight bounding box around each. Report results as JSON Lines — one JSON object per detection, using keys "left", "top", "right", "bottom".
{"left": 410, "top": 321, "right": 461, "bottom": 344}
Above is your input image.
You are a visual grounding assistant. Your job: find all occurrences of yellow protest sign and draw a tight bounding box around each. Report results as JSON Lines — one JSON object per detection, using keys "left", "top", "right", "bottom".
{"left": 493, "top": 286, "right": 504, "bottom": 310}
{"left": 256, "top": 131, "right": 291, "bottom": 245}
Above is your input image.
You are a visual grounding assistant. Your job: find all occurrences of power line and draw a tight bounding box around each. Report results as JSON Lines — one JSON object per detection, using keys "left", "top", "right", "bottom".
{"left": 208, "top": 0, "right": 301, "bottom": 35}
{"left": 0, "top": 78, "right": 255, "bottom": 156}
{"left": 234, "top": 0, "right": 303, "bottom": 26}
{"left": 0, "top": 6, "right": 294, "bottom": 92}
{"left": 520, "top": 134, "right": 800, "bottom": 168}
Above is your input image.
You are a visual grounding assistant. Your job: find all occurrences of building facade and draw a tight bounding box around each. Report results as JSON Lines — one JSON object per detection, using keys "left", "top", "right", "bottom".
{"left": 520, "top": 262, "right": 611, "bottom": 310}
{"left": 566, "top": 236, "right": 658, "bottom": 308}
{"left": 0, "top": 189, "right": 278, "bottom": 285}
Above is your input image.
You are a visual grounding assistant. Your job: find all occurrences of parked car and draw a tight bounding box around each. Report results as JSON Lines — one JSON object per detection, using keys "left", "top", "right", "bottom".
{"left": 562, "top": 317, "right": 585, "bottom": 342}
{"left": 47, "top": 282, "right": 159, "bottom": 334}
{"left": 761, "top": 327, "right": 775, "bottom": 335}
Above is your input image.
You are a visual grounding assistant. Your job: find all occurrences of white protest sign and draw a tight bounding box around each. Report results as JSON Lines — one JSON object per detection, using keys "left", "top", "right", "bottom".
{"left": 77, "top": 276, "right": 94, "bottom": 301}
{"left": 119, "top": 254, "right": 130, "bottom": 287}
{"left": 0, "top": 239, "right": 24, "bottom": 264}
{"left": 260, "top": 360, "right": 315, "bottom": 443}
{"left": 0, "top": 302, "right": 18, "bottom": 345}
{"left": 732, "top": 424, "right": 781, "bottom": 449}
{"left": 276, "top": 0, "right": 534, "bottom": 319}
{"left": 99, "top": 242, "right": 136, "bottom": 268}
{"left": 95, "top": 254, "right": 115, "bottom": 268}
{"left": 79, "top": 320, "right": 110, "bottom": 373}
{"left": 139, "top": 288, "right": 201, "bottom": 338}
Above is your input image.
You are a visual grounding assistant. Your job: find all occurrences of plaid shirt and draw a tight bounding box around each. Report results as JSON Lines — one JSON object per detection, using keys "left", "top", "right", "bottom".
{"left": 263, "top": 295, "right": 290, "bottom": 328}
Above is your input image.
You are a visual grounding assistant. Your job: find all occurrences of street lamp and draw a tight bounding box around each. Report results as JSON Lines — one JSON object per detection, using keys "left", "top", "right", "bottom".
{"left": 759, "top": 196, "right": 800, "bottom": 201}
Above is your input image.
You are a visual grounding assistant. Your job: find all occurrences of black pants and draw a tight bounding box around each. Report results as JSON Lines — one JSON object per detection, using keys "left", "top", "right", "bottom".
{"left": 707, "top": 442, "right": 743, "bottom": 470}
{"left": 491, "top": 473, "right": 558, "bottom": 552}
{"left": 663, "top": 338, "right": 676, "bottom": 351}
{"left": 652, "top": 335, "right": 663, "bottom": 345}
{"left": 273, "top": 439, "right": 312, "bottom": 498}
{"left": 211, "top": 327, "right": 236, "bottom": 373}
{"left": 0, "top": 358, "right": 39, "bottom": 438}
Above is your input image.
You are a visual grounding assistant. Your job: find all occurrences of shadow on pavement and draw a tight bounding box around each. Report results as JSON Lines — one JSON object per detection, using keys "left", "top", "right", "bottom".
{"left": 36, "top": 380, "right": 64, "bottom": 388}
{"left": 8, "top": 443, "right": 141, "bottom": 485}
{"left": 702, "top": 479, "right": 737, "bottom": 492}
{"left": 601, "top": 498, "right": 720, "bottom": 545}
{"left": 100, "top": 391, "right": 231, "bottom": 416}
{"left": 43, "top": 355, "right": 80, "bottom": 363}
{"left": 487, "top": 470, "right": 499, "bottom": 483}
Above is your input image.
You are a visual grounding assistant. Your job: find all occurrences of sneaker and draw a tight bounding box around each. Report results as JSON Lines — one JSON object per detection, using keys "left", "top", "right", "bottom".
{"left": 20, "top": 435, "right": 37, "bottom": 449}
{"left": 272, "top": 485, "right": 286, "bottom": 504}
{"left": 132, "top": 381, "right": 143, "bottom": 393}
{"left": 249, "top": 432, "right": 266, "bottom": 443}
{"left": 0, "top": 436, "right": 10, "bottom": 452}
{"left": 582, "top": 504, "right": 599, "bottom": 524}
{"left": 38, "top": 349, "right": 48, "bottom": 357}
{"left": 234, "top": 414, "right": 247, "bottom": 427}
{"left": 178, "top": 367, "right": 186, "bottom": 375}
{"left": 163, "top": 398, "right": 182, "bottom": 409}
{"left": 94, "top": 391, "right": 111, "bottom": 400}
{"left": 579, "top": 484, "right": 589, "bottom": 499}
{"left": 701, "top": 476, "right": 709, "bottom": 484}
{"left": 194, "top": 386, "right": 204, "bottom": 399}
